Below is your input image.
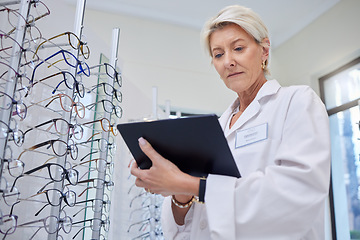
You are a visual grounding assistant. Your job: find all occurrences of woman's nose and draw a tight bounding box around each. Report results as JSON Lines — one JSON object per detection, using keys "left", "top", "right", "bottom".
{"left": 224, "top": 53, "right": 235, "bottom": 68}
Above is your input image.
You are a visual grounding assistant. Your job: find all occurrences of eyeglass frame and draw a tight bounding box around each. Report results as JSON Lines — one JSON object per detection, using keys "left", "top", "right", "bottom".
{"left": 86, "top": 99, "right": 122, "bottom": 118}
{"left": 30, "top": 49, "right": 90, "bottom": 85}
{"left": 34, "top": 31, "right": 90, "bottom": 59}
{"left": 87, "top": 82, "right": 122, "bottom": 102}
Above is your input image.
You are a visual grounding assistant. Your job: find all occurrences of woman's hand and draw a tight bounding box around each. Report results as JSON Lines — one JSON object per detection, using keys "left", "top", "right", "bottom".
{"left": 130, "top": 137, "right": 199, "bottom": 197}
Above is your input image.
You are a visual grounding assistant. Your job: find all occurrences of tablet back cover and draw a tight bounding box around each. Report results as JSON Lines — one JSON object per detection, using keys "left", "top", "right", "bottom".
{"left": 117, "top": 114, "right": 241, "bottom": 178}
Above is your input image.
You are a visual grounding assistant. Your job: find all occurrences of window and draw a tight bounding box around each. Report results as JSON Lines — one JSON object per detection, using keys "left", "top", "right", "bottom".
{"left": 319, "top": 57, "right": 360, "bottom": 240}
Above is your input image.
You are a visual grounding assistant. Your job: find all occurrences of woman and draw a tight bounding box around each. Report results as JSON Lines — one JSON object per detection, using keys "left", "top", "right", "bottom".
{"left": 131, "top": 5, "right": 330, "bottom": 240}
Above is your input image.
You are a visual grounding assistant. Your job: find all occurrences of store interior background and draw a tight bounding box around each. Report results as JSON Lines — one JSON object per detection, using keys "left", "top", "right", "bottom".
{"left": 18, "top": 0, "right": 360, "bottom": 239}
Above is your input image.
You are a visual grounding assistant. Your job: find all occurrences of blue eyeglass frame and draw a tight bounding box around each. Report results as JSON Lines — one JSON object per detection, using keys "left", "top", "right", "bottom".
{"left": 30, "top": 49, "right": 90, "bottom": 85}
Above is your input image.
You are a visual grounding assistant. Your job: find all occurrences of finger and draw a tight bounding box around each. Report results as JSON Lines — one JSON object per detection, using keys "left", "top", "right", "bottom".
{"left": 138, "top": 137, "right": 162, "bottom": 163}
{"left": 130, "top": 160, "right": 142, "bottom": 178}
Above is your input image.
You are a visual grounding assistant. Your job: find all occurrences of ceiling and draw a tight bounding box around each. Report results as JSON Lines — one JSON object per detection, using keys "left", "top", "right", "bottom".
{"left": 85, "top": 0, "right": 340, "bottom": 49}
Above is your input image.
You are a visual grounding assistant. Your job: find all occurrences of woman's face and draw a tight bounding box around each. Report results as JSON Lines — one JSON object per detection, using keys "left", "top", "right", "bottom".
{"left": 209, "top": 23, "right": 269, "bottom": 94}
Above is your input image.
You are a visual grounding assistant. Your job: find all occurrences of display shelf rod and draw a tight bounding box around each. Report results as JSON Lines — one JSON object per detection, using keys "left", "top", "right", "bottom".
{"left": 91, "top": 27, "right": 120, "bottom": 240}
{"left": 0, "top": 0, "right": 31, "bottom": 179}
{"left": 47, "top": 0, "right": 87, "bottom": 239}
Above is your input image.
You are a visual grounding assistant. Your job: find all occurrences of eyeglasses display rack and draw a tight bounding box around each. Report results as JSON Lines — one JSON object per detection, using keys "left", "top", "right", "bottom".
{"left": 0, "top": 0, "right": 121, "bottom": 239}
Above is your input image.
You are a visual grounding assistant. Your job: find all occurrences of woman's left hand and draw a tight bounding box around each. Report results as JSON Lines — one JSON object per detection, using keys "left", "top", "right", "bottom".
{"left": 130, "top": 137, "right": 196, "bottom": 197}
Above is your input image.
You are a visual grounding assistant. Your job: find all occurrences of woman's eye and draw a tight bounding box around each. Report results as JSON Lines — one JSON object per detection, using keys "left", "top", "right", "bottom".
{"left": 214, "top": 53, "right": 223, "bottom": 58}
{"left": 235, "top": 47, "right": 243, "bottom": 51}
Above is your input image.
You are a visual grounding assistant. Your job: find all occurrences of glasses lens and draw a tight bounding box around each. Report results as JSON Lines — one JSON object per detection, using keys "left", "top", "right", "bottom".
{"left": 74, "top": 102, "right": 85, "bottom": 119}
{"left": 114, "top": 90, "right": 122, "bottom": 102}
{"left": 15, "top": 102, "right": 27, "bottom": 119}
{"left": 95, "top": 159, "right": 106, "bottom": 173}
{"left": 62, "top": 216, "right": 72, "bottom": 233}
{"left": 72, "top": 124, "right": 83, "bottom": 140}
{"left": 79, "top": 61, "right": 90, "bottom": 76}
{"left": 116, "top": 74, "right": 122, "bottom": 87}
{"left": 111, "top": 125, "right": 119, "bottom": 136}
{"left": 59, "top": 94, "right": 73, "bottom": 112}
{"left": 0, "top": 177, "right": 8, "bottom": 191}
{"left": 48, "top": 164, "right": 65, "bottom": 182}
{"left": 50, "top": 140, "right": 67, "bottom": 156}
{"left": 103, "top": 219, "right": 110, "bottom": 232}
{"left": 54, "top": 119, "right": 70, "bottom": 135}
{"left": 92, "top": 199, "right": 103, "bottom": 212}
{"left": 67, "top": 33, "right": 80, "bottom": 50}
{"left": 7, "top": 159, "right": 24, "bottom": 178}
{"left": 102, "top": 83, "right": 113, "bottom": 96}
{"left": 81, "top": 45, "right": 90, "bottom": 59}
{"left": 61, "top": 51, "right": 77, "bottom": 68}
{"left": 13, "top": 129, "right": 24, "bottom": 147}
{"left": 0, "top": 93, "right": 12, "bottom": 110}
{"left": 67, "top": 169, "right": 78, "bottom": 185}
{"left": 46, "top": 189, "right": 62, "bottom": 206}
{"left": 104, "top": 200, "right": 111, "bottom": 212}
{"left": 69, "top": 144, "right": 78, "bottom": 160}
{"left": 0, "top": 121, "right": 9, "bottom": 139}
{"left": 0, "top": 215, "right": 17, "bottom": 235}
{"left": 106, "top": 181, "right": 114, "bottom": 191}
{"left": 65, "top": 190, "right": 76, "bottom": 207}
{"left": 114, "top": 105, "right": 122, "bottom": 118}
{"left": 98, "top": 139, "right": 108, "bottom": 152}
{"left": 91, "top": 218, "right": 102, "bottom": 231}
{"left": 105, "top": 64, "right": 115, "bottom": 78}
{"left": 3, "top": 186, "right": 20, "bottom": 206}
{"left": 76, "top": 82, "right": 85, "bottom": 98}
{"left": 44, "top": 215, "right": 58, "bottom": 234}
{"left": 62, "top": 72, "right": 75, "bottom": 90}
{"left": 101, "top": 118, "right": 110, "bottom": 132}
{"left": 101, "top": 100, "right": 113, "bottom": 113}
{"left": 107, "top": 162, "right": 114, "bottom": 175}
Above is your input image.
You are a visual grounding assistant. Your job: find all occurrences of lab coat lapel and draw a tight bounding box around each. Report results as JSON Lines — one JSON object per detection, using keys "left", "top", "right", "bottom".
{"left": 220, "top": 80, "right": 281, "bottom": 137}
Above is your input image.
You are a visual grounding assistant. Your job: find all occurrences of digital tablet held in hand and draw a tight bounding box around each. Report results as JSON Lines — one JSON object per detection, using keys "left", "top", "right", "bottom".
{"left": 117, "top": 114, "right": 241, "bottom": 178}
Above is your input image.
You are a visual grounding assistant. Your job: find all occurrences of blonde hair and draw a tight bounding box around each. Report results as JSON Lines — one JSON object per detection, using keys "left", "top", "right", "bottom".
{"left": 201, "top": 5, "right": 270, "bottom": 75}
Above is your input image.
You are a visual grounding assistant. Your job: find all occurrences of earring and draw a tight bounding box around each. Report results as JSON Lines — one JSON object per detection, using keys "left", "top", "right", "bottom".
{"left": 261, "top": 61, "right": 266, "bottom": 70}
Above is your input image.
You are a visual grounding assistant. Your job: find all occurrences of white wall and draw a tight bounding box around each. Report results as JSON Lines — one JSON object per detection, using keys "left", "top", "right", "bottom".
{"left": 271, "top": 0, "right": 360, "bottom": 94}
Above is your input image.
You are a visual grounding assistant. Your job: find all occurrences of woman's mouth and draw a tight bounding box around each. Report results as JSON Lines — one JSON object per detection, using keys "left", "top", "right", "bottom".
{"left": 228, "top": 72, "right": 242, "bottom": 78}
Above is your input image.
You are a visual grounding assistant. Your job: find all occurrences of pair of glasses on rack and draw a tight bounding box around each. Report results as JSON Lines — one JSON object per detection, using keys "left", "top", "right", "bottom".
{"left": 88, "top": 82, "right": 122, "bottom": 103}
{"left": 2, "top": 145, "right": 25, "bottom": 178}
{"left": 28, "top": 93, "right": 85, "bottom": 119}
{"left": 30, "top": 49, "right": 90, "bottom": 85}
{"left": 0, "top": 90, "right": 27, "bottom": 119}
{"left": 11, "top": 163, "right": 79, "bottom": 192}
{"left": 86, "top": 63, "right": 122, "bottom": 88}
{"left": 86, "top": 99, "right": 122, "bottom": 118}
{"left": 22, "top": 117, "right": 84, "bottom": 144}
{"left": 81, "top": 117, "right": 118, "bottom": 136}
{"left": 17, "top": 138, "right": 78, "bottom": 162}
{"left": 0, "top": 5, "right": 44, "bottom": 43}
{"left": 72, "top": 214, "right": 110, "bottom": 239}
{"left": 25, "top": 70, "right": 85, "bottom": 98}
{"left": 34, "top": 31, "right": 90, "bottom": 59}
{"left": 0, "top": 119, "right": 24, "bottom": 146}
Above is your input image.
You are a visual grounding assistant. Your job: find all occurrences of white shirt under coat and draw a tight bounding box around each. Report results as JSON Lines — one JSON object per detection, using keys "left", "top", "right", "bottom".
{"left": 161, "top": 79, "right": 331, "bottom": 240}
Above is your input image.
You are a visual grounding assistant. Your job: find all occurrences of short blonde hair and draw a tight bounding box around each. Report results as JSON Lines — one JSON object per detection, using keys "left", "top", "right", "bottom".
{"left": 201, "top": 5, "right": 270, "bottom": 75}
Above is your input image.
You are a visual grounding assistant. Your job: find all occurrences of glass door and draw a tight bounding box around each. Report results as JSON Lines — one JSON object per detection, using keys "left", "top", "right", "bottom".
{"left": 320, "top": 57, "right": 360, "bottom": 240}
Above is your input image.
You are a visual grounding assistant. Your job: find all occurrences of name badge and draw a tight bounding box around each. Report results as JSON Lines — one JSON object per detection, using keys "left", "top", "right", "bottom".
{"left": 235, "top": 123, "right": 268, "bottom": 148}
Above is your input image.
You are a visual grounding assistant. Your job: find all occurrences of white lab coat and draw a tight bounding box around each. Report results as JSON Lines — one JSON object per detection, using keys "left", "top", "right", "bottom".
{"left": 161, "top": 80, "right": 331, "bottom": 240}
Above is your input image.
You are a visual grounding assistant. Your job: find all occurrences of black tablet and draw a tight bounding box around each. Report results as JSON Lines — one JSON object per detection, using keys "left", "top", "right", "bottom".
{"left": 117, "top": 114, "right": 241, "bottom": 178}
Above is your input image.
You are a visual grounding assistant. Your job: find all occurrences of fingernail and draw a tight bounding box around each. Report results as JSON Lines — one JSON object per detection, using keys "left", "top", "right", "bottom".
{"left": 138, "top": 137, "right": 146, "bottom": 146}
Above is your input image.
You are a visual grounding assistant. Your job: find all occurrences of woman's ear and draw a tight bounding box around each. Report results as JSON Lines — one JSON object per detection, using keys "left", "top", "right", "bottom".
{"left": 261, "top": 38, "right": 270, "bottom": 61}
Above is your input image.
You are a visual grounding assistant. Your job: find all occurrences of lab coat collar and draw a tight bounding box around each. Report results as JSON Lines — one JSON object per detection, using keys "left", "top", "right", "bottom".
{"left": 219, "top": 79, "right": 281, "bottom": 136}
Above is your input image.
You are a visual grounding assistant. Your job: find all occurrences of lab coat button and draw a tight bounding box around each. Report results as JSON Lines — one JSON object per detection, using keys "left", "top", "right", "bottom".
{"left": 199, "top": 220, "right": 207, "bottom": 230}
